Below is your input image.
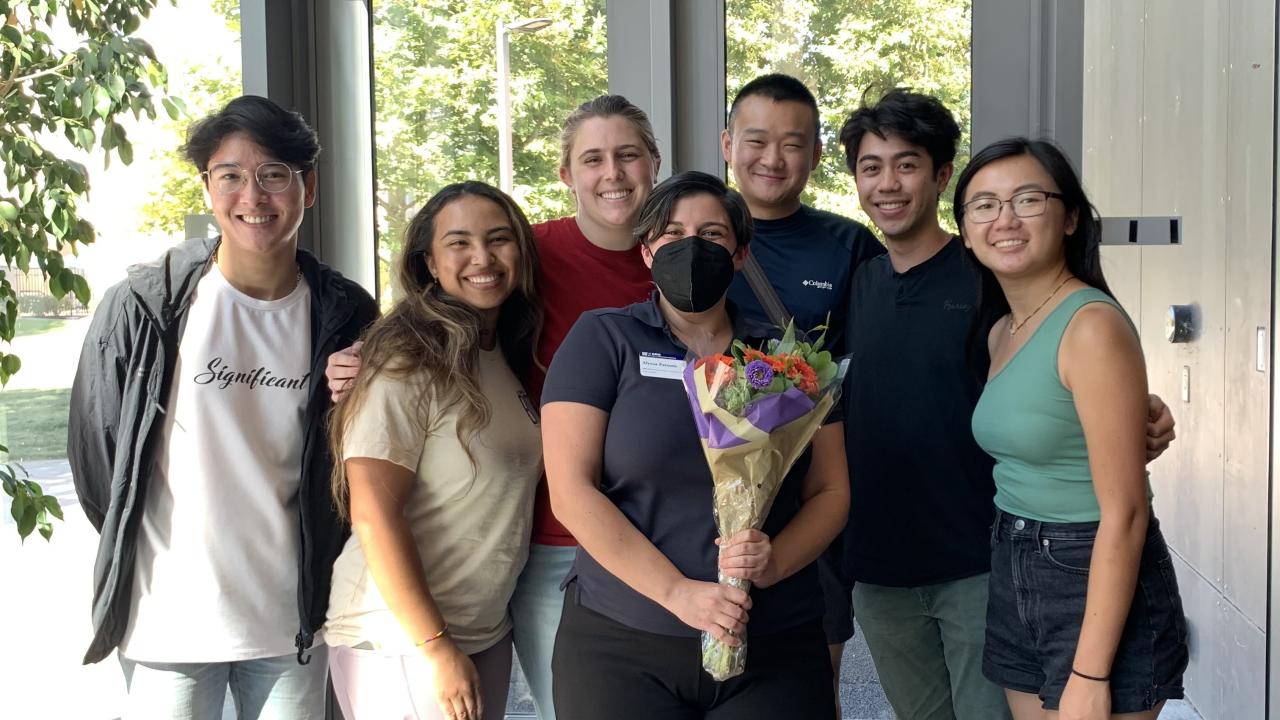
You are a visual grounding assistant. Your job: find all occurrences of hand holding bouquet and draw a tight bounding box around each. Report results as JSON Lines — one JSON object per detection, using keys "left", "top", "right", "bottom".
{"left": 683, "top": 322, "right": 847, "bottom": 681}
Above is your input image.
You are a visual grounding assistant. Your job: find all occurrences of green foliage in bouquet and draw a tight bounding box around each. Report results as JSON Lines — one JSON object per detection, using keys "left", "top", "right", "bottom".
{"left": 710, "top": 321, "right": 839, "bottom": 416}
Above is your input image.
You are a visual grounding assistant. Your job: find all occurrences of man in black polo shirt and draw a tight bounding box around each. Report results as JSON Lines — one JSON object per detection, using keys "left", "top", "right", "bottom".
{"left": 836, "top": 90, "right": 1175, "bottom": 719}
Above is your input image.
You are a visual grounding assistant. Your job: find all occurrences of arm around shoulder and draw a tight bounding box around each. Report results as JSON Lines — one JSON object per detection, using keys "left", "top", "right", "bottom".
{"left": 342, "top": 278, "right": 381, "bottom": 337}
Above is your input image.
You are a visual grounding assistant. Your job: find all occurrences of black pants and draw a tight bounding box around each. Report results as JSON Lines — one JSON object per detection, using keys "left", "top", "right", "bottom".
{"left": 551, "top": 586, "right": 836, "bottom": 720}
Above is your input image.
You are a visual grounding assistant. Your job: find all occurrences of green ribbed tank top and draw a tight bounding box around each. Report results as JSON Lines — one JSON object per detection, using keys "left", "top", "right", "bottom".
{"left": 971, "top": 287, "right": 1148, "bottom": 522}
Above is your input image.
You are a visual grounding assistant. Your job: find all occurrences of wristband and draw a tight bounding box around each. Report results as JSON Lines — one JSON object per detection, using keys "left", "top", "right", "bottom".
{"left": 415, "top": 625, "right": 449, "bottom": 647}
{"left": 1071, "top": 667, "right": 1110, "bottom": 682}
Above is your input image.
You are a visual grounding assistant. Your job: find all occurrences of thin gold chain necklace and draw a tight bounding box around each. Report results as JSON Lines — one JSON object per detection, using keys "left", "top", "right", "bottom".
{"left": 214, "top": 249, "right": 303, "bottom": 294}
{"left": 1008, "top": 270, "right": 1072, "bottom": 336}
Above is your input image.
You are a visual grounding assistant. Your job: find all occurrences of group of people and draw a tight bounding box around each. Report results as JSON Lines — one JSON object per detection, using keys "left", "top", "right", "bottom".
{"left": 69, "top": 71, "right": 1189, "bottom": 720}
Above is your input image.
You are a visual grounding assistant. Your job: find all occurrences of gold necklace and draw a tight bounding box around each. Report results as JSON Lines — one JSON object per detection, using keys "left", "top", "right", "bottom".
{"left": 1008, "top": 271, "right": 1072, "bottom": 335}
{"left": 214, "top": 249, "right": 303, "bottom": 294}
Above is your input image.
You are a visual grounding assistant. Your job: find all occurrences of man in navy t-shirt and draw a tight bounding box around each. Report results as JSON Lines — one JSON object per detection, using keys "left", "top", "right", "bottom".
{"left": 720, "top": 73, "right": 884, "bottom": 683}
{"left": 723, "top": 74, "right": 884, "bottom": 353}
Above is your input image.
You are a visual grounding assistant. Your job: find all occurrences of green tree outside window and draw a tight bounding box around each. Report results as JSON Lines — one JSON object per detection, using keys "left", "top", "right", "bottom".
{"left": 1, "top": 0, "right": 179, "bottom": 540}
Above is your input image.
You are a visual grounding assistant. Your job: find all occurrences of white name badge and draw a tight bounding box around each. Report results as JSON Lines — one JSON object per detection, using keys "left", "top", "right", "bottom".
{"left": 638, "top": 352, "right": 686, "bottom": 380}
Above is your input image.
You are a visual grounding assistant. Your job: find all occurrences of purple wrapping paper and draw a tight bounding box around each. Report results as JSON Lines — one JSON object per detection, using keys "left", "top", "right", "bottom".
{"left": 682, "top": 363, "right": 817, "bottom": 449}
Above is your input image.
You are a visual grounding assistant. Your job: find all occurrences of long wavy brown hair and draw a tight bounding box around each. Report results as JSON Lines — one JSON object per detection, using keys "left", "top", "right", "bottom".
{"left": 329, "top": 182, "right": 542, "bottom": 518}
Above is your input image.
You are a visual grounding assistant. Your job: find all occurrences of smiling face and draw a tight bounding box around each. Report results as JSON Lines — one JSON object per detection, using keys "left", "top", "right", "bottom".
{"left": 640, "top": 192, "right": 746, "bottom": 269}
{"left": 559, "top": 115, "right": 658, "bottom": 233}
{"left": 854, "top": 131, "right": 951, "bottom": 243}
{"left": 425, "top": 194, "right": 522, "bottom": 323}
{"left": 960, "top": 153, "right": 1078, "bottom": 280}
{"left": 205, "top": 132, "right": 314, "bottom": 261}
{"left": 721, "top": 96, "right": 822, "bottom": 219}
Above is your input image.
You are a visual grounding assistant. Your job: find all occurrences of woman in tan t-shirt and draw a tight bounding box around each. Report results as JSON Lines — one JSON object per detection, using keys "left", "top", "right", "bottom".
{"left": 324, "top": 182, "right": 544, "bottom": 720}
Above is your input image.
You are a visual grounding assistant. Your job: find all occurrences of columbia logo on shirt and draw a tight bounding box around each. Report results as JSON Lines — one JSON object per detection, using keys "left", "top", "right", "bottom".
{"left": 801, "top": 279, "right": 834, "bottom": 290}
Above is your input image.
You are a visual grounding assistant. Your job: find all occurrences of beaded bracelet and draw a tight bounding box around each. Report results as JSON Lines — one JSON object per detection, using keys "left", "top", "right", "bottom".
{"left": 1071, "top": 667, "right": 1110, "bottom": 682}
{"left": 416, "top": 625, "right": 449, "bottom": 647}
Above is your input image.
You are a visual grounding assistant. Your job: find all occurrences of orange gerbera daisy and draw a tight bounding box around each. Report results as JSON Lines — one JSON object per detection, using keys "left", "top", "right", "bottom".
{"left": 698, "top": 353, "right": 735, "bottom": 383}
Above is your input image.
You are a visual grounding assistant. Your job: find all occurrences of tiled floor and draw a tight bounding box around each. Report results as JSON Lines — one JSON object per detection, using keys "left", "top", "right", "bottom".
{"left": 836, "top": 629, "right": 893, "bottom": 719}
{"left": 504, "top": 653, "right": 538, "bottom": 718}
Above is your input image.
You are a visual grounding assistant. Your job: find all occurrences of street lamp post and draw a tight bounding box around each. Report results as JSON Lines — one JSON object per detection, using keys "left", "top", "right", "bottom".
{"left": 496, "top": 17, "right": 551, "bottom": 194}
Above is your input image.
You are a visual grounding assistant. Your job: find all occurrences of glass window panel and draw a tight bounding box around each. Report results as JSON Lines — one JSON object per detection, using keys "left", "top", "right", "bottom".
{"left": 0, "top": 2, "right": 243, "bottom": 718}
{"left": 369, "top": 4, "right": 606, "bottom": 715}
{"left": 726, "top": 0, "right": 972, "bottom": 233}
{"left": 372, "top": 1, "right": 608, "bottom": 304}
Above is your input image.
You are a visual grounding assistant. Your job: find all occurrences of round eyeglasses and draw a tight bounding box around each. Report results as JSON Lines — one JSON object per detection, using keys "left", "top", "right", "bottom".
{"left": 961, "top": 190, "right": 1065, "bottom": 224}
{"left": 202, "top": 162, "right": 303, "bottom": 195}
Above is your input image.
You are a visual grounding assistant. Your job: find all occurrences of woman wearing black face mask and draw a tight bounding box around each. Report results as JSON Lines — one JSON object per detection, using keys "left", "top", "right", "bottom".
{"left": 539, "top": 172, "right": 849, "bottom": 719}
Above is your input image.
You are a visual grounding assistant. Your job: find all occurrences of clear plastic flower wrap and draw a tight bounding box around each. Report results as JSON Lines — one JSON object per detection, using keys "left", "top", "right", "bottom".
{"left": 683, "top": 322, "right": 847, "bottom": 681}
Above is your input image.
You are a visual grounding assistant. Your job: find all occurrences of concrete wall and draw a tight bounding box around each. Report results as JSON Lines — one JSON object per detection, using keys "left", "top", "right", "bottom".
{"left": 1082, "top": 2, "right": 1273, "bottom": 717}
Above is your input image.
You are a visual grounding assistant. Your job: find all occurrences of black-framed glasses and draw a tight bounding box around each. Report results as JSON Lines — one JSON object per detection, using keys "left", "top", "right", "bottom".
{"left": 961, "top": 190, "right": 1065, "bottom": 224}
{"left": 202, "top": 162, "right": 303, "bottom": 195}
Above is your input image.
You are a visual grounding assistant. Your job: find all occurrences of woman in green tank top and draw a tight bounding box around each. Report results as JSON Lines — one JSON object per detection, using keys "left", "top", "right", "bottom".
{"left": 954, "top": 138, "right": 1187, "bottom": 720}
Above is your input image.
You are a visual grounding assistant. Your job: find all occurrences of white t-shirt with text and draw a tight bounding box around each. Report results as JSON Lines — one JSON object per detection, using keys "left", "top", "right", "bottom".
{"left": 120, "top": 263, "right": 312, "bottom": 662}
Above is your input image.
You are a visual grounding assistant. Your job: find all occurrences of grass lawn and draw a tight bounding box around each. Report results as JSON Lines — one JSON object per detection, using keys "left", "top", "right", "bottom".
{"left": 0, "top": 388, "right": 71, "bottom": 461}
{"left": 15, "top": 317, "right": 68, "bottom": 338}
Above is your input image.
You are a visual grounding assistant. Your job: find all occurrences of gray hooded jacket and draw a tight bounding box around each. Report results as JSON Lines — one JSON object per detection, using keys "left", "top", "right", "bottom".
{"left": 67, "top": 236, "right": 378, "bottom": 664}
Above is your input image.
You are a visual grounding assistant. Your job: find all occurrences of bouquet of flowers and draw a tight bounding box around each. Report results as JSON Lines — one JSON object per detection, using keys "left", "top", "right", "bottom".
{"left": 682, "top": 322, "right": 847, "bottom": 681}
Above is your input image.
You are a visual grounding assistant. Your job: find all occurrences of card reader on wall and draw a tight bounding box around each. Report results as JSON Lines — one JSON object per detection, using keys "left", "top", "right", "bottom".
{"left": 1100, "top": 217, "right": 1182, "bottom": 245}
{"left": 1165, "top": 305, "right": 1198, "bottom": 343}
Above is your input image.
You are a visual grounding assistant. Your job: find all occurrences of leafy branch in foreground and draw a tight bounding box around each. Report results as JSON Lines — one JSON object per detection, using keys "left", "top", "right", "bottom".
{"left": 1, "top": 0, "right": 176, "bottom": 539}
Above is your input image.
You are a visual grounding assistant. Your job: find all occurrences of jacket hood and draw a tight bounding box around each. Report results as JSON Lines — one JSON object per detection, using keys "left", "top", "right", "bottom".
{"left": 125, "top": 236, "right": 217, "bottom": 329}
{"left": 125, "top": 236, "right": 356, "bottom": 330}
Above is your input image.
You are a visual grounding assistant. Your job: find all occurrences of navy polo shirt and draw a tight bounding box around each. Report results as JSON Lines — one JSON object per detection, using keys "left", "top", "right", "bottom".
{"left": 842, "top": 237, "right": 996, "bottom": 587}
{"left": 727, "top": 204, "right": 885, "bottom": 352}
{"left": 542, "top": 295, "right": 823, "bottom": 637}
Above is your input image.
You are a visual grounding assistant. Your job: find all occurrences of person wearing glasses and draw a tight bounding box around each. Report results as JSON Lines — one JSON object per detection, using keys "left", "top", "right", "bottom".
{"left": 958, "top": 137, "right": 1187, "bottom": 719}
{"left": 835, "top": 91, "right": 1178, "bottom": 720}
{"left": 68, "top": 95, "right": 377, "bottom": 719}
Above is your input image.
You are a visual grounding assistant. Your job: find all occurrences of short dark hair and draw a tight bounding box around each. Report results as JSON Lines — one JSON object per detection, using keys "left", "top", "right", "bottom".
{"left": 838, "top": 88, "right": 960, "bottom": 175}
{"left": 634, "top": 171, "right": 753, "bottom": 250}
{"left": 183, "top": 95, "right": 321, "bottom": 174}
{"left": 727, "top": 73, "right": 820, "bottom": 140}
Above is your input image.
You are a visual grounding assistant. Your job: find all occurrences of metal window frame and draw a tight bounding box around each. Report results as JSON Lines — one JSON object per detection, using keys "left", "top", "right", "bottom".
{"left": 606, "top": 0, "right": 726, "bottom": 179}
{"left": 240, "top": 0, "right": 378, "bottom": 294}
{"left": 971, "top": 0, "right": 1084, "bottom": 167}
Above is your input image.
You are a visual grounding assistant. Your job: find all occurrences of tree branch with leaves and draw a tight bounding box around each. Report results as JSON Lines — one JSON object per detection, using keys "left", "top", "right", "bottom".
{"left": 0, "top": 0, "right": 175, "bottom": 540}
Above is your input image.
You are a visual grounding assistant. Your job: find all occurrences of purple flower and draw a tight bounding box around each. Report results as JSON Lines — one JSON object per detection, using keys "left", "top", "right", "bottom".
{"left": 745, "top": 359, "right": 774, "bottom": 389}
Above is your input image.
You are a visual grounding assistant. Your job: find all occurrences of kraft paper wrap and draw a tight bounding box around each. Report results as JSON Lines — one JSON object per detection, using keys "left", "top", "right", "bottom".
{"left": 684, "top": 361, "right": 836, "bottom": 681}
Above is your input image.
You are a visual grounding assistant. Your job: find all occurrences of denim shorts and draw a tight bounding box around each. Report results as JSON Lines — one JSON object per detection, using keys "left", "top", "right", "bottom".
{"left": 984, "top": 509, "right": 1189, "bottom": 712}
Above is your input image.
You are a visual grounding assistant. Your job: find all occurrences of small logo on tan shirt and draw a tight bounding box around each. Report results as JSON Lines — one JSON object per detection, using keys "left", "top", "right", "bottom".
{"left": 518, "top": 390, "right": 540, "bottom": 425}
